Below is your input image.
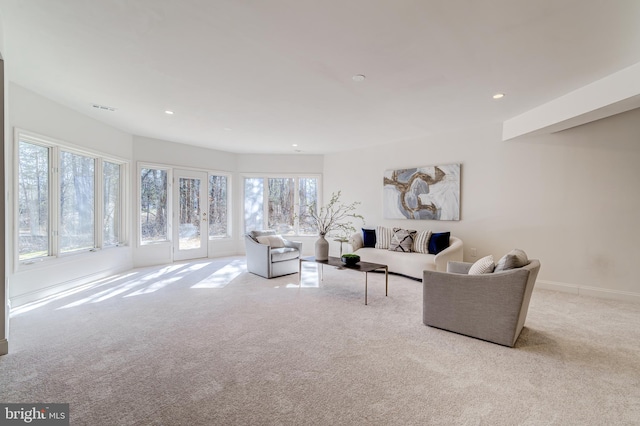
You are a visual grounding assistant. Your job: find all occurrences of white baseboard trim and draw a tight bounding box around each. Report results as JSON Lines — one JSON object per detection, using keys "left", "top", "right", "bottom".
{"left": 0, "top": 338, "right": 8, "bottom": 356}
{"left": 10, "top": 267, "right": 131, "bottom": 309}
{"left": 536, "top": 280, "right": 640, "bottom": 303}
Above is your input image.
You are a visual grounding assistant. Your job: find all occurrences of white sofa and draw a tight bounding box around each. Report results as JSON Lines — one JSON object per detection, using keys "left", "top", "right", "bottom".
{"left": 349, "top": 232, "right": 463, "bottom": 280}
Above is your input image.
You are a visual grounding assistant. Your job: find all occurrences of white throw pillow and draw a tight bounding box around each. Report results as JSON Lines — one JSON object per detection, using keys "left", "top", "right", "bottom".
{"left": 375, "top": 226, "right": 393, "bottom": 249}
{"left": 256, "top": 235, "right": 286, "bottom": 248}
{"left": 468, "top": 255, "right": 495, "bottom": 275}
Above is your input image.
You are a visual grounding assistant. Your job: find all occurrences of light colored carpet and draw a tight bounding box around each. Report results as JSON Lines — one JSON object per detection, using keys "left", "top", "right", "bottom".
{"left": 1, "top": 257, "right": 639, "bottom": 425}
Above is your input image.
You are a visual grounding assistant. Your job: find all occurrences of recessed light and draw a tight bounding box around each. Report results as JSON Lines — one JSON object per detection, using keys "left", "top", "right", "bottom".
{"left": 224, "top": 127, "right": 233, "bottom": 131}
{"left": 352, "top": 74, "right": 366, "bottom": 82}
{"left": 165, "top": 110, "right": 174, "bottom": 115}
{"left": 492, "top": 93, "right": 505, "bottom": 99}
{"left": 292, "top": 144, "right": 298, "bottom": 147}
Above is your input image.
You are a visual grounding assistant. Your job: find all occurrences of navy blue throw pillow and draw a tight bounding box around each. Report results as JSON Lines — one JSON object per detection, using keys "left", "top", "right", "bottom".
{"left": 362, "top": 228, "right": 376, "bottom": 248}
{"left": 428, "top": 232, "right": 450, "bottom": 254}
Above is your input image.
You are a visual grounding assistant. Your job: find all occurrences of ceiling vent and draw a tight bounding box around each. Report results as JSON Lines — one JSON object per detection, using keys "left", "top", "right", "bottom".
{"left": 92, "top": 104, "right": 116, "bottom": 112}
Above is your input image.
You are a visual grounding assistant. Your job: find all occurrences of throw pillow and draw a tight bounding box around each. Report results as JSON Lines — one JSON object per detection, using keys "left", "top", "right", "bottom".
{"left": 375, "top": 226, "right": 393, "bottom": 249}
{"left": 388, "top": 228, "right": 417, "bottom": 252}
{"left": 494, "top": 249, "right": 530, "bottom": 272}
{"left": 428, "top": 232, "right": 450, "bottom": 255}
{"left": 413, "top": 230, "right": 432, "bottom": 254}
{"left": 256, "top": 235, "right": 286, "bottom": 248}
{"left": 362, "top": 228, "right": 376, "bottom": 248}
{"left": 468, "top": 255, "right": 495, "bottom": 275}
{"left": 250, "top": 229, "right": 276, "bottom": 240}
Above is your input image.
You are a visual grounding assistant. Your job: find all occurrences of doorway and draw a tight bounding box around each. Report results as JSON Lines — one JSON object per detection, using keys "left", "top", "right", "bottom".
{"left": 173, "top": 170, "right": 208, "bottom": 261}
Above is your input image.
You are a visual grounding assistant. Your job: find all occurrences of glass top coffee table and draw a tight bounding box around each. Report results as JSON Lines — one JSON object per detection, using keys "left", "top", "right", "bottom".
{"left": 299, "top": 256, "right": 388, "bottom": 305}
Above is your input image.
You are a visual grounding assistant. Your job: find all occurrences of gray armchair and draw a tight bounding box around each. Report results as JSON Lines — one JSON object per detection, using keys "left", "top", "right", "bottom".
{"left": 423, "top": 259, "right": 540, "bottom": 347}
{"left": 245, "top": 230, "right": 302, "bottom": 279}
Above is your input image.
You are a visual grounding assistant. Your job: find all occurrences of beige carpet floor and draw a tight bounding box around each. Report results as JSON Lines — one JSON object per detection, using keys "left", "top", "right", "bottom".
{"left": 1, "top": 257, "right": 639, "bottom": 425}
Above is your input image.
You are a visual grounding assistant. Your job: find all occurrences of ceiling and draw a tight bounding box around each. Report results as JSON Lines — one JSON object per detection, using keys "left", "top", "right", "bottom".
{"left": 1, "top": 0, "right": 640, "bottom": 154}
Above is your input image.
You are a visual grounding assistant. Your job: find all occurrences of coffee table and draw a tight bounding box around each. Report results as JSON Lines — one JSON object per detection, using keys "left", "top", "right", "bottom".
{"left": 299, "top": 256, "right": 388, "bottom": 305}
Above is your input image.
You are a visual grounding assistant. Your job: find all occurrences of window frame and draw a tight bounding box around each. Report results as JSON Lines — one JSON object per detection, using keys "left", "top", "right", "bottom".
{"left": 14, "top": 129, "right": 129, "bottom": 268}
{"left": 241, "top": 173, "right": 321, "bottom": 236}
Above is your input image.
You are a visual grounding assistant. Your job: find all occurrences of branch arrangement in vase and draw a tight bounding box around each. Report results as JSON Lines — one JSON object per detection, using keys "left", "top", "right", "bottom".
{"left": 306, "top": 191, "right": 364, "bottom": 237}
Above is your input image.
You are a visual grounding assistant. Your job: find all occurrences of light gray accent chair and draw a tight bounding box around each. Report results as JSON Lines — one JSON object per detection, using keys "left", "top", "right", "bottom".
{"left": 245, "top": 230, "right": 302, "bottom": 279}
{"left": 422, "top": 259, "right": 540, "bottom": 347}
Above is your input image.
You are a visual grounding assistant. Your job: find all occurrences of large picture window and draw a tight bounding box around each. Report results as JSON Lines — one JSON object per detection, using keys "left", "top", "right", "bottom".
{"left": 140, "top": 167, "right": 168, "bottom": 243}
{"left": 18, "top": 141, "right": 50, "bottom": 260}
{"left": 103, "top": 161, "right": 122, "bottom": 246}
{"left": 60, "top": 151, "right": 95, "bottom": 253}
{"left": 208, "top": 174, "right": 229, "bottom": 238}
{"left": 243, "top": 176, "right": 319, "bottom": 235}
{"left": 16, "top": 132, "right": 128, "bottom": 262}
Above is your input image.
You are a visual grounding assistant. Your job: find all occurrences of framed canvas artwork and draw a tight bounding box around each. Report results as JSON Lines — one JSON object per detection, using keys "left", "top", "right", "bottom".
{"left": 383, "top": 164, "right": 460, "bottom": 220}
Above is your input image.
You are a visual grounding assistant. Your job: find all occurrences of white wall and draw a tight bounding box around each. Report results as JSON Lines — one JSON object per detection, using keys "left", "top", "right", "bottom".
{"left": 324, "top": 109, "right": 640, "bottom": 302}
{"left": 1, "top": 10, "right": 9, "bottom": 355}
{"left": 7, "top": 84, "right": 134, "bottom": 306}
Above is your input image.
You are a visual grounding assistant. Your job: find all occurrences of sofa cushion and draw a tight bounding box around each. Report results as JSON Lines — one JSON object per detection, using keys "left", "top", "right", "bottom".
{"left": 413, "top": 230, "right": 432, "bottom": 254}
{"left": 428, "top": 232, "right": 450, "bottom": 254}
{"left": 256, "top": 235, "right": 286, "bottom": 248}
{"left": 362, "top": 228, "right": 376, "bottom": 247}
{"left": 375, "top": 226, "right": 393, "bottom": 249}
{"left": 494, "top": 249, "right": 530, "bottom": 272}
{"left": 271, "top": 247, "right": 299, "bottom": 262}
{"left": 468, "top": 255, "right": 495, "bottom": 275}
{"left": 389, "top": 228, "right": 417, "bottom": 252}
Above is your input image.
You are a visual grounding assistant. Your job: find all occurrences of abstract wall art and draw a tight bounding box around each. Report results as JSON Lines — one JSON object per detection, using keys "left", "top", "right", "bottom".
{"left": 383, "top": 164, "right": 460, "bottom": 221}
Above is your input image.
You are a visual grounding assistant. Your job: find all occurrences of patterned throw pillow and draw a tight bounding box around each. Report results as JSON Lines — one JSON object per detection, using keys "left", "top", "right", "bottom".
{"left": 375, "top": 226, "right": 393, "bottom": 249}
{"left": 413, "top": 230, "right": 432, "bottom": 254}
{"left": 494, "top": 249, "right": 529, "bottom": 272}
{"left": 388, "top": 228, "right": 417, "bottom": 252}
{"left": 468, "top": 255, "right": 495, "bottom": 275}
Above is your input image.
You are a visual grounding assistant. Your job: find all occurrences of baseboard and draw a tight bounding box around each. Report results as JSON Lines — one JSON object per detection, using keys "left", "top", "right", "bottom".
{"left": 0, "top": 338, "right": 8, "bottom": 356}
{"left": 536, "top": 280, "right": 640, "bottom": 303}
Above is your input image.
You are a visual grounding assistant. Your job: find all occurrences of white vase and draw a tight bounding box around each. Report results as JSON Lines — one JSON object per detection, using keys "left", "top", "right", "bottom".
{"left": 315, "top": 234, "right": 329, "bottom": 261}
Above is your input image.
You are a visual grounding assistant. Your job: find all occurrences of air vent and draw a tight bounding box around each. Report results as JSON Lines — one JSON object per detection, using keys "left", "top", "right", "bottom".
{"left": 92, "top": 104, "right": 116, "bottom": 112}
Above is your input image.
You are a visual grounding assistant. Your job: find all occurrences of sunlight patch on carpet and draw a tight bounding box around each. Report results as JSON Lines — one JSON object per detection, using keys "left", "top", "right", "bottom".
{"left": 191, "top": 260, "right": 246, "bottom": 288}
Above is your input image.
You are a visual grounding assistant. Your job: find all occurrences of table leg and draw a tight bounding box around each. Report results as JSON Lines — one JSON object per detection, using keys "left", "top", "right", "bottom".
{"left": 385, "top": 266, "right": 388, "bottom": 296}
{"left": 365, "top": 272, "right": 368, "bottom": 305}
{"left": 299, "top": 259, "right": 302, "bottom": 285}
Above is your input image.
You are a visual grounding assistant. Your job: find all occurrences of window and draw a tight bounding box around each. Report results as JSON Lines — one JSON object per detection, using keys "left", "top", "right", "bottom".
{"left": 298, "top": 177, "right": 319, "bottom": 235}
{"left": 243, "top": 176, "right": 319, "bottom": 235}
{"left": 18, "top": 141, "right": 50, "bottom": 260}
{"left": 140, "top": 167, "right": 168, "bottom": 243}
{"left": 103, "top": 161, "right": 121, "bottom": 246}
{"left": 16, "top": 132, "right": 128, "bottom": 262}
{"left": 244, "top": 177, "right": 264, "bottom": 232}
{"left": 208, "top": 174, "right": 229, "bottom": 238}
{"left": 59, "top": 151, "right": 95, "bottom": 253}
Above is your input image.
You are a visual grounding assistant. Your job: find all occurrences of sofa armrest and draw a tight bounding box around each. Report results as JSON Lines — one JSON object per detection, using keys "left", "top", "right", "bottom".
{"left": 447, "top": 261, "right": 472, "bottom": 274}
{"left": 284, "top": 239, "right": 302, "bottom": 252}
{"left": 349, "top": 232, "right": 364, "bottom": 251}
{"left": 245, "top": 234, "right": 271, "bottom": 278}
{"left": 433, "top": 236, "right": 464, "bottom": 272}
